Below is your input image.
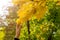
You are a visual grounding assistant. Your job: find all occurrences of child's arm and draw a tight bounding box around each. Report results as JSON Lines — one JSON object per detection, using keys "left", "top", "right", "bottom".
{"left": 14, "top": 24, "right": 22, "bottom": 40}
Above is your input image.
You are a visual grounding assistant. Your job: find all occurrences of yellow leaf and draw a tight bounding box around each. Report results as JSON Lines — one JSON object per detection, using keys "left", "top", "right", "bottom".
{"left": 16, "top": 18, "right": 21, "bottom": 24}
{"left": 15, "top": 0, "right": 48, "bottom": 24}
{"left": 12, "top": 0, "right": 20, "bottom": 5}
{"left": 35, "top": 6, "right": 47, "bottom": 19}
{"left": 54, "top": 0, "right": 58, "bottom": 2}
{"left": 16, "top": 18, "right": 28, "bottom": 24}
{"left": 12, "top": 0, "right": 31, "bottom": 5}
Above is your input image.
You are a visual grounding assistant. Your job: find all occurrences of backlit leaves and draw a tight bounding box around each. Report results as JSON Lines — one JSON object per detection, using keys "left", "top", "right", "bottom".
{"left": 12, "top": 0, "right": 47, "bottom": 24}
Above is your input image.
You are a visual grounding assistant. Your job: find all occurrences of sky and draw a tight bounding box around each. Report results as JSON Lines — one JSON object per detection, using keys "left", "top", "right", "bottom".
{"left": 0, "top": 0, "right": 13, "bottom": 19}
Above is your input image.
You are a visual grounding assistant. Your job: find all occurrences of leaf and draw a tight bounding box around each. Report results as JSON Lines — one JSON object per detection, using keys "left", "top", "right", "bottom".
{"left": 12, "top": 0, "right": 47, "bottom": 24}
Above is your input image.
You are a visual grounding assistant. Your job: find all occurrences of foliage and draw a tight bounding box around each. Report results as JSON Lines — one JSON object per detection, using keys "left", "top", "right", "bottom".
{"left": 12, "top": 0, "right": 48, "bottom": 24}
{"left": 0, "top": 27, "right": 5, "bottom": 40}
{"left": 0, "top": 0, "right": 60, "bottom": 40}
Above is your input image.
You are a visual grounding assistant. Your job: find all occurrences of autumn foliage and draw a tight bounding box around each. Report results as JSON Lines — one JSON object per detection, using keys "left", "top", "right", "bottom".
{"left": 12, "top": 0, "right": 48, "bottom": 24}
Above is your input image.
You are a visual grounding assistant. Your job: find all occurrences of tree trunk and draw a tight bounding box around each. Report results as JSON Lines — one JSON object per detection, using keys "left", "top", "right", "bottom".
{"left": 27, "top": 21, "right": 30, "bottom": 40}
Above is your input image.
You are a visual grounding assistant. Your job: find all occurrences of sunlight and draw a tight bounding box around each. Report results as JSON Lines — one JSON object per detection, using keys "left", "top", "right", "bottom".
{"left": 0, "top": 0, "right": 13, "bottom": 17}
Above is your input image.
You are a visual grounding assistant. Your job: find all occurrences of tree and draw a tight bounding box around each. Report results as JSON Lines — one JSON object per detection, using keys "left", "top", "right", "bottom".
{"left": 12, "top": 0, "right": 47, "bottom": 40}
{"left": 3, "top": 6, "right": 17, "bottom": 40}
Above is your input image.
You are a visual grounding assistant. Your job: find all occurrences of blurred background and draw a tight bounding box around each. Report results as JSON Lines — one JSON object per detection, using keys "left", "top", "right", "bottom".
{"left": 0, "top": 0, "right": 60, "bottom": 40}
